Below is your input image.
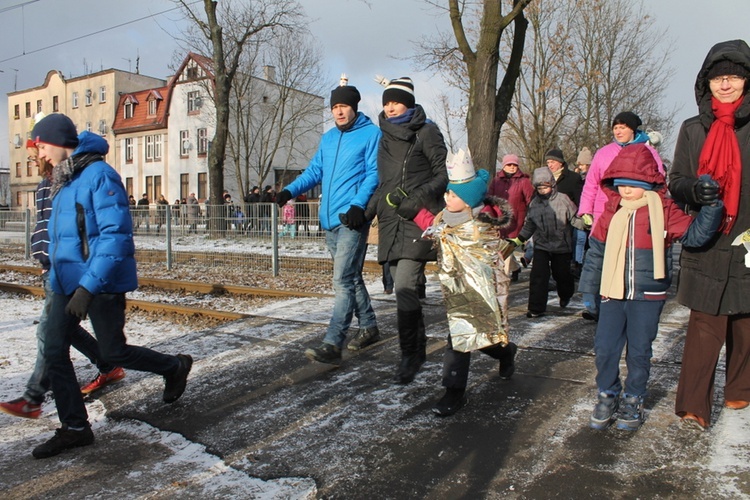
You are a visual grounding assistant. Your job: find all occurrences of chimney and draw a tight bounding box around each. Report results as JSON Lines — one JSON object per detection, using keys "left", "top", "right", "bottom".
{"left": 263, "top": 65, "right": 276, "bottom": 82}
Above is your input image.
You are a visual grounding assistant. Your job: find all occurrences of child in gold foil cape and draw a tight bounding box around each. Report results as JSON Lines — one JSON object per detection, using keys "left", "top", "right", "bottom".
{"left": 414, "top": 149, "right": 518, "bottom": 416}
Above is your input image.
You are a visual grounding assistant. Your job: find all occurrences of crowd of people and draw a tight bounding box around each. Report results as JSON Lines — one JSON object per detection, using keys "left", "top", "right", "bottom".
{"left": 2, "top": 39, "right": 749, "bottom": 460}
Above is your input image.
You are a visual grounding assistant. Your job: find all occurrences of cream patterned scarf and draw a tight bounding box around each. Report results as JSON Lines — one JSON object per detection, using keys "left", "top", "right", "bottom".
{"left": 599, "top": 191, "right": 665, "bottom": 299}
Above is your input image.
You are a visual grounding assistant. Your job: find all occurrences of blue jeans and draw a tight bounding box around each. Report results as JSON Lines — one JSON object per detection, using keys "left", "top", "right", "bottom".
{"left": 45, "top": 291, "right": 180, "bottom": 428}
{"left": 24, "top": 273, "right": 113, "bottom": 404}
{"left": 322, "top": 224, "right": 377, "bottom": 348}
{"left": 594, "top": 298, "right": 665, "bottom": 398}
{"left": 575, "top": 229, "right": 587, "bottom": 264}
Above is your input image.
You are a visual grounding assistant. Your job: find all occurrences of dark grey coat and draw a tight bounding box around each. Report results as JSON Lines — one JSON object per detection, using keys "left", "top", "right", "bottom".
{"left": 367, "top": 105, "right": 448, "bottom": 263}
{"left": 669, "top": 39, "right": 750, "bottom": 315}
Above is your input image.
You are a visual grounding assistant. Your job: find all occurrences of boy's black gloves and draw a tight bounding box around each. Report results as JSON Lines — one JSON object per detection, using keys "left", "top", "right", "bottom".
{"left": 693, "top": 175, "right": 720, "bottom": 205}
{"left": 66, "top": 287, "right": 94, "bottom": 320}
{"left": 342, "top": 205, "right": 366, "bottom": 230}
{"left": 276, "top": 189, "right": 293, "bottom": 207}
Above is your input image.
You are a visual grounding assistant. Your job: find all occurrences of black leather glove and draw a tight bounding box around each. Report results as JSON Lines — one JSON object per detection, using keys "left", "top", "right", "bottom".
{"left": 276, "top": 189, "right": 293, "bottom": 207}
{"left": 66, "top": 287, "right": 94, "bottom": 320}
{"left": 693, "top": 175, "right": 720, "bottom": 206}
{"left": 396, "top": 198, "right": 420, "bottom": 220}
{"left": 343, "top": 205, "right": 366, "bottom": 230}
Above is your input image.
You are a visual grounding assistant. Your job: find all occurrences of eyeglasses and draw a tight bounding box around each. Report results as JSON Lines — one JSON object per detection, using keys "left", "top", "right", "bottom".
{"left": 709, "top": 75, "right": 746, "bottom": 84}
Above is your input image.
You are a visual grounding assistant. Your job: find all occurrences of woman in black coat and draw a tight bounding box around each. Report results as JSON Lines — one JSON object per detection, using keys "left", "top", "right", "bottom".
{"left": 366, "top": 77, "right": 448, "bottom": 384}
{"left": 668, "top": 39, "right": 750, "bottom": 430}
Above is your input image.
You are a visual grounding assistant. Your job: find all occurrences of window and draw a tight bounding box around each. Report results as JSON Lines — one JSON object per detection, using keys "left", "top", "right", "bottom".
{"left": 153, "top": 135, "right": 162, "bottom": 160}
{"left": 36, "top": 100, "right": 42, "bottom": 113}
{"left": 26, "top": 161, "right": 32, "bottom": 177}
{"left": 148, "top": 98, "right": 157, "bottom": 116}
{"left": 99, "top": 86, "right": 106, "bottom": 103}
{"left": 145, "top": 176, "right": 153, "bottom": 201}
{"left": 125, "top": 138, "right": 134, "bottom": 163}
{"left": 197, "top": 128, "right": 208, "bottom": 155}
{"left": 25, "top": 102, "right": 31, "bottom": 117}
{"left": 98, "top": 119, "right": 108, "bottom": 136}
{"left": 180, "top": 174, "right": 189, "bottom": 200}
{"left": 85, "top": 121, "right": 92, "bottom": 132}
{"left": 124, "top": 101, "right": 133, "bottom": 119}
{"left": 180, "top": 130, "right": 190, "bottom": 156}
{"left": 16, "top": 192, "right": 23, "bottom": 207}
{"left": 53, "top": 96, "right": 59, "bottom": 112}
{"left": 72, "top": 92, "right": 79, "bottom": 108}
{"left": 15, "top": 162, "right": 21, "bottom": 177}
{"left": 154, "top": 176, "right": 162, "bottom": 199}
{"left": 85, "top": 89, "right": 92, "bottom": 106}
{"left": 125, "top": 177, "right": 133, "bottom": 197}
{"left": 187, "top": 67, "right": 198, "bottom": 79}
{"left": 198, "top": 173, "right": 207, "bottom": 200}
{"left": 145, "top": 135, "right": 155, "bottom": 161}
{"left": 13, "top": 134, "right": 22, "bottom": 149}
{"left": 13, "top": 104, "right": 19, "bottom": 119}
{"left": 187, "top": 91, "right": 201, "bottom": 113}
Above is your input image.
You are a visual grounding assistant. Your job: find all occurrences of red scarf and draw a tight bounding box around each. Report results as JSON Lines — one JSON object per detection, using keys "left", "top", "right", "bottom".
{"left": 698, "top": 96, "right": 744, "bottom": 233}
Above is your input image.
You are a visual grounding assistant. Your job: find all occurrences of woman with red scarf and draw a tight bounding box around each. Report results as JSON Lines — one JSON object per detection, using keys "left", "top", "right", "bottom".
{"left": 669, "top": 40, "right": 750, "bottom": 431}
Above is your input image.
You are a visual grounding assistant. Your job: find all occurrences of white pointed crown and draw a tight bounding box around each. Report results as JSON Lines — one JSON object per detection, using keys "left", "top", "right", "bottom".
{"left": 339, "top": 73, "right": 349, "bottom": 87}
{"left": 446, "top": 149, "right": 476, "bottom": 183}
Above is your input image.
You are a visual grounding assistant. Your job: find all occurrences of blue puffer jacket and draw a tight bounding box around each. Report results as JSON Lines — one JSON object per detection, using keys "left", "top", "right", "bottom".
{"left": 49, "top": 131, "right": 138, "bottom": 295}
{"left": 284, "top": 112, "right": 380, "bottom": 230}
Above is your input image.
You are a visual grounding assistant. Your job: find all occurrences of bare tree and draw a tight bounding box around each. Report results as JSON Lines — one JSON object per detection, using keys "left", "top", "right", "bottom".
{"left": 500, "top": 0, "right": 677, "bottom": 169}
{"left": 225, "top": 33, "right": 326, "bottom": 200}
{"left": 417, "top": 0, "right": 533, "bottom": 173}
{"left": 176, "top": 0, "right": 304, "bottom": 206}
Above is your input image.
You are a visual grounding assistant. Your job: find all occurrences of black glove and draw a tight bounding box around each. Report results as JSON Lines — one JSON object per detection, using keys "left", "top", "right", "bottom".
{"left": 343, "top": 205, "right": 366, "bottom": 230}
{"left": 693, "top": 175, "right": 720, "bottom": 206}
{"left": 276, "top": 189, "right": 293, "bottom": 207}
{"left": 396, "top": 198, "right": 420, "bottom": 220}
{"left": 386, "top": 188, "right": 408, "bottom": 208}
{"left": 66, "top": 287, "right": 94, "bottom": 320}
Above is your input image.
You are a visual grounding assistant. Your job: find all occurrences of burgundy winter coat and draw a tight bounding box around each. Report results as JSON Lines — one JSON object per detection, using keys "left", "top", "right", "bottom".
{"left": 487, "top": 170, "right": 534, "bottom": 238}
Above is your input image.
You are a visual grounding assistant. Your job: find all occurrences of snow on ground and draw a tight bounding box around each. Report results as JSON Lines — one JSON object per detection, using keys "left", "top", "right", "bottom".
{"left": 0, "top": 290, "right": 317, "bottom": 499}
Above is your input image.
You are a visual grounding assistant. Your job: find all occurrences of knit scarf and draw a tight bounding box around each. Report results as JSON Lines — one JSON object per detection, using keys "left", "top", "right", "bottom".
{"left": 50, "top": 153, "right": 102, "bottom": 198}
{"left": 698, "top": 96, "right": 744, "bottom": 233}
{"left": 599, "top": 191, "right": 665, "bottom": 299}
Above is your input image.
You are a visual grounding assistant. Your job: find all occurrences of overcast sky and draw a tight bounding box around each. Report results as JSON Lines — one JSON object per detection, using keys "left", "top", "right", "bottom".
{"left": 1, "top": 0, "right": 750, "bottom": 168}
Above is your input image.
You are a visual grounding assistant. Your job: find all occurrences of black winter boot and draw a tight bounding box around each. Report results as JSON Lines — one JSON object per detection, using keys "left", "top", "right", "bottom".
{"left": 432, "top": 388, "right": 467, "bottom": 416}
{"left": 394, "top": 309, "right": 425, "bottom": 384}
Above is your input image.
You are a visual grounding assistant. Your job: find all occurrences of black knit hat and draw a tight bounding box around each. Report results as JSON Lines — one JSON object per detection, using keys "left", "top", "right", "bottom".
{"left": 330, "top": 85, "right": 361, "bottom": 112}
{"left": 612, "top": 111, "right": 642, "bottom": 133}
{"left": 31, "top": 113, "right": 79, "bottom": 149}
{"left": 382, "top": 77, "right": 415, "bottom": 108}
{"left": 544, "top": 148, "right": 566, "bottom": 165}
{"left": 707, "top": 60, "right": 750, "bottom": 80}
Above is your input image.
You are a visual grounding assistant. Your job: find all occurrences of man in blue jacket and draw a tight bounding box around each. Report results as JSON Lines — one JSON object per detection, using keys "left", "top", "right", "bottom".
{"left": 29, "top": 114, "right": 193, "bottom": 459}
{"left": 276, "top": 81, "right": 381, "bottom": 364}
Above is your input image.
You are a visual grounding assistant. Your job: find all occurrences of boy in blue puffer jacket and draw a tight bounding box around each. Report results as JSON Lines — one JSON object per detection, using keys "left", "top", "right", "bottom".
{"left": 579, "top": 143, "right": 723, "bottom": 431}
{"left": 29, "top": 113, "right": 193, "bottom": 459}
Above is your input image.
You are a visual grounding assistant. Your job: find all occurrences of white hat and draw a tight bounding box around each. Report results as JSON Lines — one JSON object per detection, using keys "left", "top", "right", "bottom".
{"left": 446, "top": 149, "right": 475, "bottom": 183}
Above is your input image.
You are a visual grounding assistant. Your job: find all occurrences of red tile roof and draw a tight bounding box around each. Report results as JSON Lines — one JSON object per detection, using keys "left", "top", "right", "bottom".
{"left": 112, "top": 85, "right": 169, "bottom": 134}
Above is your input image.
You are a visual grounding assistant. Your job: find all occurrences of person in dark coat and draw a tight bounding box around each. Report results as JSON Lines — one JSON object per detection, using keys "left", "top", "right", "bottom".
{"left": 509, "top": 167, "right": 582, "bottom": 317}
{"left": 544, "top": 148, "right": 583, "bottom": 207}
{"left": 668, "top": 39, "right": 750, "bottom": 431}
{"left": 366, "top": 76, "right": 449, "bottom": 384}
{"left": 579, "top": 144, "right": 722, "bottom": 432}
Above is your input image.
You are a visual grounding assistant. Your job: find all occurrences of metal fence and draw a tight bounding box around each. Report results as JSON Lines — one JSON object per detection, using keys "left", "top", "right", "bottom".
{"left": 0, "top": 203, "right": 380, "bottom": 277}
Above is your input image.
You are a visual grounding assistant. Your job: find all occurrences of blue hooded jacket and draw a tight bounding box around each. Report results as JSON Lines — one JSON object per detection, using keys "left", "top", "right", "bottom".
{"left": 284, "top": 112, "right": 380, "bottom": 230}
{"left": 48, "top": 131, "right": 138, "bottom": 295}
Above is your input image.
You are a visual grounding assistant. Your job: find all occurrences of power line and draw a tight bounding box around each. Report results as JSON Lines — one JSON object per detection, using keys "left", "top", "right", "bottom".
{"left": 0, "top": 0, "right": 40, "bottom": 15}
{"left": 0, "top": 2, "right": 195, "bottom": 65}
